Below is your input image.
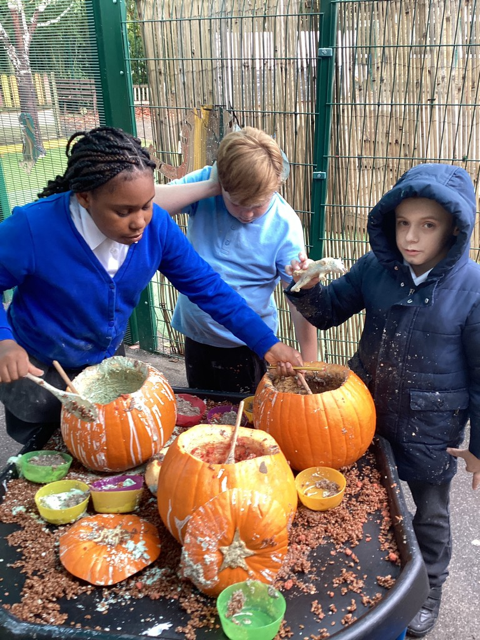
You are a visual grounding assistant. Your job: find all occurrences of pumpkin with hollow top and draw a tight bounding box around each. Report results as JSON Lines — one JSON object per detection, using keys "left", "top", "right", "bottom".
{"left": 181, "top": 488, "right": 289, "bottom": 596}
{"left": 157, "top": 424, "right": 297, "bottom": 543}
{"left": 61, "top": 356, "right": 176, "bottom": 472}
{"left": 253, "top": 361, "right": 376, "bottom": 471}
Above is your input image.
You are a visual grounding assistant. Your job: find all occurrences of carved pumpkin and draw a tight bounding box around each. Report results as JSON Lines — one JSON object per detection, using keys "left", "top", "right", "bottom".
{"left": 157, "top": 424, "right": 297, "bottom": 543}
{"left": 181, "top": 488, "right": 289, "bottom": 596}
{"left": 59, "top": 513, "right": 161, "bottom": 585}
{"left": 254, "top": 362, "right": 376, "bottom": 471}
{"left": 61, "top": 356, "right": 176, "bottom": 472}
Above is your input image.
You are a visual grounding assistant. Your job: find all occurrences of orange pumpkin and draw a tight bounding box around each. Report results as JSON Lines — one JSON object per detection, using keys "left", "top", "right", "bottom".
{"left": 59, "top": 513, "right": 161, "bottom": 585}
{"left": 157, "top": 424, "right": 297, "bottom": 543}
{"left": 181, "top": 488, "right": 289, "bottom": 596}
{"left": 61, "top": 356, "right": 176, "bottom": 472}
{"left": 254, "top": 362, "right": 376, "bottom": 471}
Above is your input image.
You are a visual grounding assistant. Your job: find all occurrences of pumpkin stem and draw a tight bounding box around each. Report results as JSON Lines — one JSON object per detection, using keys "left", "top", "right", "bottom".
{"left": 219, "top": 528, "right": 255, "bottom": 572}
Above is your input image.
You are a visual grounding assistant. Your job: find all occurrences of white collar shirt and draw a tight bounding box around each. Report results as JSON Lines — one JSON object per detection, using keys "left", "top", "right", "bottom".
{"left": 70, "top": 195, "right": 128, "bottom": 277}
{"left": 403, "top": 260, "right": 432, "bottom": 286}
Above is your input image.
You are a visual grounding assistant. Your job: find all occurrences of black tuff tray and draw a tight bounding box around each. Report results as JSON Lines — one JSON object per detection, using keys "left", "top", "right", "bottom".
{"left": 0, "top": 388, "right": 429, "bottom": 640}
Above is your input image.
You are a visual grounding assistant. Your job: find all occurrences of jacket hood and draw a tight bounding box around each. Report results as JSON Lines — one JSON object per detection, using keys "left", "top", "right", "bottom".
{"left": 367, "top": 164, "right": 477, "bottom": 276}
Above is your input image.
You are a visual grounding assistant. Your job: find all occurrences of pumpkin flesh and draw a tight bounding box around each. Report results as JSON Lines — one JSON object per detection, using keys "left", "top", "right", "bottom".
{"left": 61, "top": 357, "right": 176, "bottom": 472}
{"left": 254, "top": 362, "right": 376, "bottom": 471}
{"left": 157, "top": 424, "right": 297, "bottom": 543}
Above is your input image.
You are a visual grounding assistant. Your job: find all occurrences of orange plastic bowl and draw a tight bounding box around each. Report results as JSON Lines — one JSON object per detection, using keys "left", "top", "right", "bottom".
{"left": 295, "top": 466, "right": 346, "bottom": 511}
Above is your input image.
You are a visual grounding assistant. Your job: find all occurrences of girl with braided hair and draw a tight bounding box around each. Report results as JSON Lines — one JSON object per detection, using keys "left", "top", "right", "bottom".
{"left": 0, "top": 126, "right": 303, "bottom": 444}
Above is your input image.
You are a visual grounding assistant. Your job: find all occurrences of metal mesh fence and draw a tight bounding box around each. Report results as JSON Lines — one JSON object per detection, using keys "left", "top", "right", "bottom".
{"left": 0, "top": 1, "right": 103, "bottom": 216}
{"left": 127, "top": 0, "right": 321, "bottom": 355}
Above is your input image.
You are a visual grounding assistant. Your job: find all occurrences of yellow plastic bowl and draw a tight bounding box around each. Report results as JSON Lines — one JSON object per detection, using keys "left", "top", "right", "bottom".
{"left": 243, "top": 396, "right": 255, "bottom": 423}
{"left": 295, "top": 466, "right": 346, "bottom": 511}
{"left": 35, "top": 479, "right": 90, "bottom": 525}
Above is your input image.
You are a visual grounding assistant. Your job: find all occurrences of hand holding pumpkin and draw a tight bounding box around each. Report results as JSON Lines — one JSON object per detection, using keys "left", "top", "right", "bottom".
{"left": 447, "top": 448, "right": 480, "bottom": 490}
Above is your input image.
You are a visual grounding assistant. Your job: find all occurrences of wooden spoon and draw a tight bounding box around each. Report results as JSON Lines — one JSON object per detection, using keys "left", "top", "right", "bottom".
{"left": 225, "top": 400, "right": 245, "bottom": 464}
{"left": 25, "top": 373, "right": 98, "bottom": 422}
{"left": 52, "top": 360, "right": 80, "bottom": 394}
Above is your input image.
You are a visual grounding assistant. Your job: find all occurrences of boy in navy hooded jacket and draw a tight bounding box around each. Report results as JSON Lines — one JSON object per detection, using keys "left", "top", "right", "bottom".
{"left": 285, "top": 164, "right": 480, "bottom": 638}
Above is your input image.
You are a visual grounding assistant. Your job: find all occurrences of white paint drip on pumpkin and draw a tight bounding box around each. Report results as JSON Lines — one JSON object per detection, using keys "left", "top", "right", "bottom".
{"left": 127, "top": 411, "right": 142, "bottom": 467}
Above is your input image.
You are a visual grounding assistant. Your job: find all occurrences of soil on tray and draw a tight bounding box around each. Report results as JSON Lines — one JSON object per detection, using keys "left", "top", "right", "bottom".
{"left": 27, "top": 454, "right": 67, "bottom": 467}
{"left": 0, "top": 413, "right": 401, "bottom": 640}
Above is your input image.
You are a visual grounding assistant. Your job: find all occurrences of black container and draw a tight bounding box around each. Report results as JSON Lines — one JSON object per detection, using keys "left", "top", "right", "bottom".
{"left": 0, "top": 388, "right": 429, "bottom": 640}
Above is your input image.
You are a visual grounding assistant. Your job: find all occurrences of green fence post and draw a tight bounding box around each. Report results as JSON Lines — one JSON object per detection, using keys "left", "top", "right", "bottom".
{"left": 91, "top": 0, "right": 156, "bottom": 351}
{"left": 310, "top": 0, "right": 338, "bottom": 260}
{"left": 0, "top": 158, "right": 11, "bottom": 222}
{"left": 0, "top": 158, "right": 14, "bottom": 304}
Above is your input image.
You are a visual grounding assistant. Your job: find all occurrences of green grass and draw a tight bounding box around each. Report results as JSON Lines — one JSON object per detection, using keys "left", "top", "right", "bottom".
{"left": 0, "top": 145, "right": 67, "bottom": 213}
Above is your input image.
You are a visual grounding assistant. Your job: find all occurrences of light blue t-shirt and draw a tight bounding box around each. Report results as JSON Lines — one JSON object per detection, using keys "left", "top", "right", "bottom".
{"left": 170, "top": 166, "right": 306, "bottom": 348}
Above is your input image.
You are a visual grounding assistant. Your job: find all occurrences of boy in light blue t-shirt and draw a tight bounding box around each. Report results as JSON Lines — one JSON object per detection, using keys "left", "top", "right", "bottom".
{"left": 155, "top": 127, "right": 317, "bottom": 393}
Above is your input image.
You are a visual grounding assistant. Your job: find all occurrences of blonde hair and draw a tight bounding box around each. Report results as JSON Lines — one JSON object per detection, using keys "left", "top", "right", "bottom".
{"left": 216, "top": 127, "right": 284, "bottom": 205}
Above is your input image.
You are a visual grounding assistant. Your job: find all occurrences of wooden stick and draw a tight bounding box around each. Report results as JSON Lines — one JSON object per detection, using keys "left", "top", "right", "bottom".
{"left": 52, "top": 360, "right": 80, "bottom": 395}
{"left": 296, "top": 372, "right": 313, "bottom": 395}
{"left": 268, "top": 365, "right": 325, "bottom": 372}
{"left": 225, "top": 400, "right": 245, "bottom": 465}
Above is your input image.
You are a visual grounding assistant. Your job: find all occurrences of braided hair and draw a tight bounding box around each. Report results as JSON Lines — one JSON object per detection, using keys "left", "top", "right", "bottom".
{"left": 38, "top": 127, "right": 157, "bottom": 199}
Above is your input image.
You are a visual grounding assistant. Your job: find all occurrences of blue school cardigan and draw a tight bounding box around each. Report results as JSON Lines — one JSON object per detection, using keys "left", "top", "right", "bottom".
{"left": 0, "top": 191, "right": 278, "bottom": 368}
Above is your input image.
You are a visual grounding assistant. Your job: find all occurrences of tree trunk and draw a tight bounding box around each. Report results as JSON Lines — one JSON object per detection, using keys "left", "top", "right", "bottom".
{"left": 10, "top": 7, "right": 45, "bottom": 155}
{"left": 16, "top": 64, "right": 46, "bottom": 154}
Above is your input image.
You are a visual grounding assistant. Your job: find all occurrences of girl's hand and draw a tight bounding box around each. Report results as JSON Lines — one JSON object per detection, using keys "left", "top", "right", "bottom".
{"left": 285, "top": 251, "right": 312, "bottom": 277}
{"left": 447, "top": 448, "right": 480, "bottom": 490}
{"left": 0, "top": 340, "right": 44, "bottom": 383}
{"left": 264, "top": 342, "right": 303, "bottom": 377}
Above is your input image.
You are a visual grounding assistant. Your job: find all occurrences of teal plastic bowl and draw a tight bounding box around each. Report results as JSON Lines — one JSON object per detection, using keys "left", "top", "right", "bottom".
{"left": 216, "top": 580, "right": 286, "bottom": 640}
{"left": 18, "top": 450, "right": 73, "bottom": 484}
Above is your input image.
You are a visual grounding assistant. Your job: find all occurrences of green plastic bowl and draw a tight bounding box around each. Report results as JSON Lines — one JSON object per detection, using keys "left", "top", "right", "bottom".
{"left": 18, "top": 450, "right": 73, "bottom": 484}
{"left": 216, "top": 580, "right": 286, "bottom": 640}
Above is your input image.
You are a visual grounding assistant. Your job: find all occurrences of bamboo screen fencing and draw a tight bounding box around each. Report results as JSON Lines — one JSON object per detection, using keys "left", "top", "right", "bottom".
{"left": 129, "top": 0, "right": 480, "bottom": 362}
{"left": 131, "top": 0, "right": 320, "bottom": 355}
{"left": 320, "top": 0, "right": 480, "bottom": 363}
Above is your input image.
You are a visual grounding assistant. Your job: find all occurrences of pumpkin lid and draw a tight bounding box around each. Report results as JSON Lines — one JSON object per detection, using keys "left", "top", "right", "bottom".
{"left": 59, "top": 513, "right": 161, "bottom": 585}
